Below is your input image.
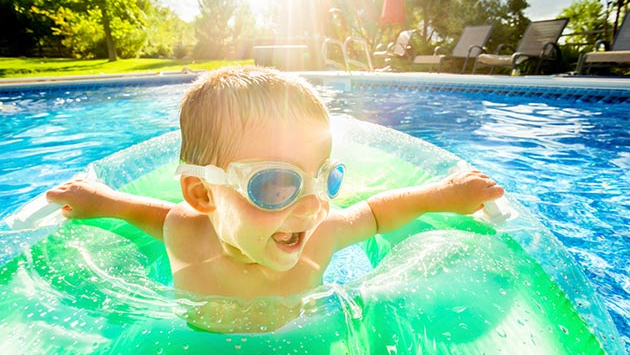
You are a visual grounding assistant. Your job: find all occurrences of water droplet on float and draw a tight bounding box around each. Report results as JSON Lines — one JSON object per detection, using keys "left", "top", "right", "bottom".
{"left": 496, "top": 328, "right": 507, "bottom": 338}
{"left": 452, "top": 306, "right": 467, "bottom": 314}
{"left": 558, "top": 325, "right": 569, "bottom": 334}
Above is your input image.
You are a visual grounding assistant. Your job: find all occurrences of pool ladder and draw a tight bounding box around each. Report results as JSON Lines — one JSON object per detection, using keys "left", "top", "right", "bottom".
{"left": 322, "top": 36, "right": 374, "bottom": 72}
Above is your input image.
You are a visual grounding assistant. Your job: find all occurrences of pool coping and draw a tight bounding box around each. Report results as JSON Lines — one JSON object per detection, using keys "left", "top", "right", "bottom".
{"left": 301, "top": 71, "right": 630, "bottom": 91}
{"left": 1, "top": 70, "right": 629, "bottom": 89}
{"left": 1, "top": 70, "right": 628, "bottom": 103}
{"left": 0, "top": 70, "right": 200, "bottom": 90}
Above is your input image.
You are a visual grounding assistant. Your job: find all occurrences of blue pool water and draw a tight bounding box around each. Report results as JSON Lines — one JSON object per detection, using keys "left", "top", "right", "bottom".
{"left": 0, "top": 77, "right": 628, "bottom": 351}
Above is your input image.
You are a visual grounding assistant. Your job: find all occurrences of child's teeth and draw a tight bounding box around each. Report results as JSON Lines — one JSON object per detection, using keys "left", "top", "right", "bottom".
{"left": 286, "top": 233, "right": 299, "bottom": 245}
{"left": 273, "top": 232, "right": 300, "bottom": 245}
{"left": 273, "top": 232, "right": 291, "bottom": 242}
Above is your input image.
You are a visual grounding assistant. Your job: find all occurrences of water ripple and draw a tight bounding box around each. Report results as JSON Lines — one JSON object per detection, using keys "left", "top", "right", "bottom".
{"left": 322, "top": 87, "right": 630, "bottom": 350}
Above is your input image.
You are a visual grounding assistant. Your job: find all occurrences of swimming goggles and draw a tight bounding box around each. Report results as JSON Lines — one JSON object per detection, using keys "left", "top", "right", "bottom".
{"left": 175, "top": 159, "right": 345, "bottom": 211}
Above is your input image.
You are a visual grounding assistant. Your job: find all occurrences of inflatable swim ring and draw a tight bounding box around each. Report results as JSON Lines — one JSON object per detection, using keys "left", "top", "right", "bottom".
{"left": 0, "top": 116, "right": 623, "bottom": 354}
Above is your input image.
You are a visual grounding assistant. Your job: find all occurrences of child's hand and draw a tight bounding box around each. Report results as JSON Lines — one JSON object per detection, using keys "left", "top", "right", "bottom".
{"left": 46, "top": 179, "right": 120, "bottom": 219}
{"left": 438, "top": 170, "right": 504, "bottom": 215}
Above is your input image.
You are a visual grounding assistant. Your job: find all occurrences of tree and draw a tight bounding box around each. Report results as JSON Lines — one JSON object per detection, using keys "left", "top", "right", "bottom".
{"left": 558, "top": 0, "right": 607, "bottom": 50}
{"left": 408, "top": 0, "right": 442, "bottom": 43}
{"left": 142, "top": 4, "right": 193, "bottom": 59}
{"left": 96, "top": 0, "right": 117, "bottom": 61}
{"left": 3, "top": 0, "right": 188, "bottom": 59}
{"left": 325, "top": 0, "right": 382, "bottom": 51}
{"left": 28, "top": 0, "right": 148, "bottom": 60}
{"left": 194, "top": 0, "right": 239, "bottom": 59}
{"left": 406, "top": 0, "right": 530, "bottom": 54}
{"left": 1, "top": 0, "right": 65, "bottom": 57}
{"left": 82, "top": 0, "right": 148, "bottom": 61}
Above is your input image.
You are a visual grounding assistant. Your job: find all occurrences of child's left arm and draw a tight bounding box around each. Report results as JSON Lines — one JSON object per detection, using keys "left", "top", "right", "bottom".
{"left": 366, "top": 170, "right": 504, "bottom": 233}
{"left": 329, "top": 170, "right": 504, "bottom": 250}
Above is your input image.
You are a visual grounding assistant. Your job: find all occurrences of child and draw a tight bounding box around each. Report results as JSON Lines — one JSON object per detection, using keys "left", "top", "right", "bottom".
{"left": 46, "top": 66, "right": 504, "bottom": 332}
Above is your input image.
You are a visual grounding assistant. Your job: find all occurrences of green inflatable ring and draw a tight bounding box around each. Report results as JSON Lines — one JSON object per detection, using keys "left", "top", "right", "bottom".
{"left": 0, "top": 116, "right": 621, "bottom": 354}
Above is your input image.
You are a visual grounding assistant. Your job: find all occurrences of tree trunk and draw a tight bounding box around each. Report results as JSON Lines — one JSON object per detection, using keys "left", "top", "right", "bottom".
{"left": 422, "top": 3, "right": 429, "bottom": 41}
{"left": 99, "top": 0, "right": 117, "bottom": 62}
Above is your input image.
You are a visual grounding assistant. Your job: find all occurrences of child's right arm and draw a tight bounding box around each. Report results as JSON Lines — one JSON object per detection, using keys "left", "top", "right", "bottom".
{"left": 326, "top": 170, "right": 504, "bottom": 251}
{"left": 46, "top": 179, "right": 173, "bottom": 241}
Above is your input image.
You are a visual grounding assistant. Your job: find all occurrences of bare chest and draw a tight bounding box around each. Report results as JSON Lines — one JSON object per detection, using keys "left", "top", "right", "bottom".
{"left": 171, "top": 253, "right": 328, "bottom": 299}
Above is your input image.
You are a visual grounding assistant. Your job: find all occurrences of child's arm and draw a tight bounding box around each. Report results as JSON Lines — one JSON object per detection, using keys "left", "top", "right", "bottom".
{"left": 367, "top": 170, "right": 504, "bottom": 233}
{"left": 330, "top": 170, "right": 504, "bottom": 250}
{"left": 46, "top": 179, "right": 173, "bottom": 241}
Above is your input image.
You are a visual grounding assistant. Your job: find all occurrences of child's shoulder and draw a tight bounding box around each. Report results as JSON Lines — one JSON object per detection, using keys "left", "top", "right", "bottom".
{"left": 164, "top": 202, "right": 212, "bottom": 238}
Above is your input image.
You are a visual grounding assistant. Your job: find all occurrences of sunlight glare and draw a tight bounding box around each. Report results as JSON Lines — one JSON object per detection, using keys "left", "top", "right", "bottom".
{"left": 245, "top": 0, "right": 274, "bottom": 16}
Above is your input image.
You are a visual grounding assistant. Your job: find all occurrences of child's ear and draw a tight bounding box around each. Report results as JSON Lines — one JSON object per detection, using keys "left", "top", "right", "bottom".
{"left": 181, "top": 176, "right": 216, "bottom": 213}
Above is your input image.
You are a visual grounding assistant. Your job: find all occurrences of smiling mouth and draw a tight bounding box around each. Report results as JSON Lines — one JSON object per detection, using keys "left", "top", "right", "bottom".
{"left": 272, "top": 231, "right": 305, "bottom": 251}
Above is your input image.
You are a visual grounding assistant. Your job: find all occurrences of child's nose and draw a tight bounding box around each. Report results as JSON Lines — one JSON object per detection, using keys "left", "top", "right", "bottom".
{"left": 282, "top": 195, "right": 329, "bottom": 232}
{"left": 290, "top": 194, "right": 325, "bottom": 219}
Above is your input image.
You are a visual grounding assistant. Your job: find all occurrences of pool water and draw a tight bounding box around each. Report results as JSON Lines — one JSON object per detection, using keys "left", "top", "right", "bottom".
{"left": 0, "top": 79, "right": 628, "bottom": 351}
{"left": 0, "top": 84, "right": 185, "bottom": 220}
{"left": 321, "top": 85, "right": 630, "bottom": 350}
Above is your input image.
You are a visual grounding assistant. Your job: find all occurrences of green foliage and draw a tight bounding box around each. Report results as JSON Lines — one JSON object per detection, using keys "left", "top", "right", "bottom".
{"left": 2, "top": 0, "right": 193, "bottom": 60}
{"left": 328, "top": 0, "right": 381, "bottom": 46}
{"left": 0, "top": 0, "right": 63, "bottom": 56}
{"left": 376, "top": 0, "right": 530, "bottom": 58}
{"left": 557, "top": 0, "right": 628, "bottom": 74}
{"left": 559, "top": 0, "right": 607, "bottom": 50}
{"left": 141, "top": 6, "right": 192, "bottom": 58}
{"left": 433, "top": 0, "right": 530, "bottom": 53}
{"left": 192, "top": 0, "right": 259, "bottom": 60}
{"left": 32, "top": 6, "right": 104, "bottom": 59}
{"left": 194, "top": 0, "right": 239, "bottom": 59}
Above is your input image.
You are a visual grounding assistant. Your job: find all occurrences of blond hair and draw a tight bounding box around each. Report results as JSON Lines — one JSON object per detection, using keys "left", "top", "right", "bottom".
{"left": 179, "top": 66, "right": 329, "bottom": 168}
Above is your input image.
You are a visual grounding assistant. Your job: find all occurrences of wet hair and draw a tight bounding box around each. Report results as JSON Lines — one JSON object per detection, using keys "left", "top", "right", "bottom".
{"left": 179, "top": 66, "right": 329, "bottom": 168}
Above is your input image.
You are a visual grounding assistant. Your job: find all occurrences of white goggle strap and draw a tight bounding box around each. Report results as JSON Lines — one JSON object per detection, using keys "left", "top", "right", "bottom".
{"left": 174, "top": 164, "right": 227, "bottom": 185}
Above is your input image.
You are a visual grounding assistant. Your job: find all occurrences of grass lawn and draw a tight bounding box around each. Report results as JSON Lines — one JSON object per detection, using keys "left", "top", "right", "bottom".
{"left": 0, "top": 57, "right": 254, "bottom": 78}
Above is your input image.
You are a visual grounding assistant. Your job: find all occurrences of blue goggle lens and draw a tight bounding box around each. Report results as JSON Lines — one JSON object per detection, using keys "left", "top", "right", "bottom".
{"left": 327, "top": 164, "right": 345, "bottom": 198}
{"left": 248, "top": 169, "right": 301, "bottom": 210}
{"left": 246, "top": 163, "right": 345, "bottom": 210}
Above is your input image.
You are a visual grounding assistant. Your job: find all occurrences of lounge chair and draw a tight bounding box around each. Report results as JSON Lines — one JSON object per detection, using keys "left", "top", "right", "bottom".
{"left": 373, "top": 30, "right": 416, "bottom": 68}
{"left": 412, "top": 25, "right": 493, "bottom": 73}
{"left": 577, "top": 13, "right": 630, "bottom": 74}
{"left": 473, "top": 18, "right": 569, "bottom": 75}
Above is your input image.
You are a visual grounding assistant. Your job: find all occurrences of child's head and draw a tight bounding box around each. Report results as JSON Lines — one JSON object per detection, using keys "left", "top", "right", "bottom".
{"left": 176, "top": 66, "right": 340, "bottom": 271}
{"left": 179, "top": 66, "right": 330, "bottom": 168}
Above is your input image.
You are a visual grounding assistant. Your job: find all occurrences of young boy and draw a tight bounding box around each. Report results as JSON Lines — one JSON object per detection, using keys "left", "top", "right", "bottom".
{"left": 46, "top": 66, "right": 504, "bottom": 332}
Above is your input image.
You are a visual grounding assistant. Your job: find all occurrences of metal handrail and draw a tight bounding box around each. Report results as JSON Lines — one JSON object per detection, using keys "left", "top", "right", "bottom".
{"left": 321, "top": 38, "right": 347, "bottom": 71}
{"left": 343, "top": 36, "right": 374, "bottom": 72}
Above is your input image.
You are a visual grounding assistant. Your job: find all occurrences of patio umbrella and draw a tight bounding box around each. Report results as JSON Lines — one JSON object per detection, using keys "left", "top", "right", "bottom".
{"left": 379, "top": 0, "right": 405, "bottom": 25}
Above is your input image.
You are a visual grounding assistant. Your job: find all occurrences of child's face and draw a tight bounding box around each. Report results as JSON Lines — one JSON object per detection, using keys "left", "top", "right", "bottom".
{"left": 208, "top": 118, "right": 333, "bottom": 271}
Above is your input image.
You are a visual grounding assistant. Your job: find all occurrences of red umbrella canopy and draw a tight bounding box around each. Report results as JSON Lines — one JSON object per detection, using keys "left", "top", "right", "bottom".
{"left": 379, "top": 0, "right": 405, "bottom": 25}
